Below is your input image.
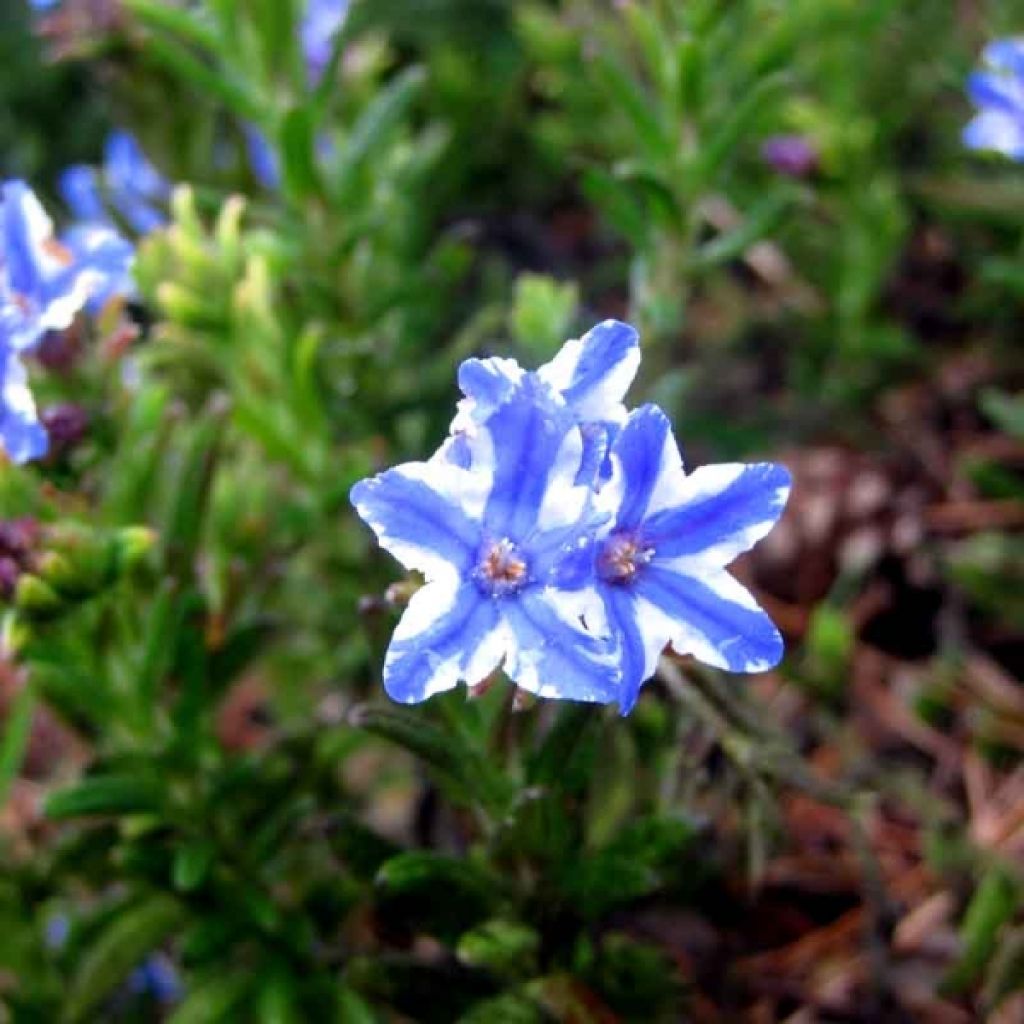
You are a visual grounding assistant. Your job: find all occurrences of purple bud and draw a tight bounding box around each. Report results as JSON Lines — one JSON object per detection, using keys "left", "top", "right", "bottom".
{"left": 761, "top": 135, "right": 819, "bottom": 178}
{"left": 42, "top": 404, "right": 89, "bottom": 454}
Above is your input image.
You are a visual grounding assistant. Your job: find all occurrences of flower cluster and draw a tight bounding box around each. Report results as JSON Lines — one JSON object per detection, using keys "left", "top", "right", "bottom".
{"left": 964, "top": 39, "right": 1024, "bottom": 160}
{"left": 351, "top": 321, "right": 791, "bottom": 714}
{"left": 0, "top": 181, "right": 132, "bottom": 462}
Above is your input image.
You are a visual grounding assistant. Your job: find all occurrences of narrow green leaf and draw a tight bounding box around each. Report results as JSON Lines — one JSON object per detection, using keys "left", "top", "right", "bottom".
{"left": 351, "top": 704, "right": 510, "bottom": 813}
{"left": 941, "top": 870, "right": 1019, "bottom": 995}
{"left": 168, "top": 971, "right": 251, "bottom": 1024}
{"left": 163, "top": 396, "right": 230, "bottom": 579}
{"left": 0, "top": 679, "right": 34, "bottom": 808}
{"left": 64, "top": 895, "right": 185, "bottom": 1023}
{"left": 694, "top": 193, "right": 791, "bottom": 269}
{"left": 333, "top": 67, "right": 426, "bottom": 195}
{"left": 279, "top": 106, "right": 323, "bottom": 201}
{"left": 45, "top": 775, "right": 165, "bottom": 820}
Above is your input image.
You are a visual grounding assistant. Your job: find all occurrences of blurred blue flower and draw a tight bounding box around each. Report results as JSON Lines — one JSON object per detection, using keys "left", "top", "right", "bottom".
{"left": 302, "top": 0, "right": 349, "bottom": 82}
{"left": 441, "top": 319, "right": 640, "bottom": 479}
{"left": 1, "top": 181, "right": 106, "bottom": 352}
{"left": 60, "top": 131, "right": 169, "bottom": 236}
{"left": 964, "top": 38, "right": 1024, "bottom": 159}
{"left": 0, "top": 181, "right": 129, "bottom": 462}
{"left": 126, "top": 953, "right": 182, "bottom": 1005}
{"left": 245, "top": 125, "right": 282, "bottom": 191}
{"left": 589, "top": 405, "right": 790, "bottom": 713}
{"left": 351, "top": 377, "right": 621, "bottom": 706}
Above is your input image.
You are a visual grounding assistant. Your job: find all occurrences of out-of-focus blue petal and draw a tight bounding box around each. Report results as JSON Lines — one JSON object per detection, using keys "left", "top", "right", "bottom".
{"left": 0, "top": 349, "right": 48, "bottom": 464}
{"left": 608, "top": 404, "right": 680, "bottom": 531}
{"left": 967, "top": 70, "right": 1024, "bottom": 113}
{"left": 350, "top": 462, "right": 484, "bottom": 583}
{"left": 104, "top": 132, "right": 168, "bottom": 234}
{"left": 984, "top": 38, "right": 1024, "bottom": 76}
{"left": 105, "top": 131, "right": 169, "bottom": 202}
{"left": 537, "top": 319, "right": 639, "bottom": 421}
{"left": 575, "top": 421, "right": 609, "bottom": 487}
{"left": 504, "top": 588, "right": 619, "bottom": 703}
{"left": 59, "top": 166, "right": 110, "bottom": 225}
{"left": 383, "top": 580, "right": 504, "bottom": 703}
{"left": 963, "top": 109, "right": 1024, "bottom": 158}
{"left": 63, "top": 224, "right": 135, "bottom": 309}
{"left": 636, "top": 566, "right": 783, "bottom": 673}
{"left": 643, "top": 462, "right": 791, "bottom": 565}
{"left": 301, "top": 0, "right": 349, "bottom": 81}
{"left": 478, "top": 376, "right": 583, "bottom": 539}
{"left": 2, "top": 180, "right": 50, "bottom": 299}
{"left": 244, "top": 125, "right": 281, "bottom": 191}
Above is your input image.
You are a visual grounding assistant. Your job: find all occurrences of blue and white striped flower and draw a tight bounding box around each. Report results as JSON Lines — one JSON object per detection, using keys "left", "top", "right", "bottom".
{"left": 589, "top": 405, "right": 790, "bottom": 713}
{"left": 964, "top": 38, "right": 1024, "bottom": 160}
{"left": 441, "top": 319, "right": 640, "bottom": 479}
{"left": 351, "top": 377, "right": 620, "bottom": 705}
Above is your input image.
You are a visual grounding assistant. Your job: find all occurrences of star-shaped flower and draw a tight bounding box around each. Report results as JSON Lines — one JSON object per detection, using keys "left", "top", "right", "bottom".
{"left": 590, "top": 404, "right": 791, "bottom": 713}
{"left": 351, "top": 377, "right": 620, "bottom": 705}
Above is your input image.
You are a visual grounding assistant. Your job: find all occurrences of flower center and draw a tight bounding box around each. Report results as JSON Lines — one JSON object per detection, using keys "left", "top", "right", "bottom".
{"left": 598, "top": 531, "right": 653, "bottom": 585}
{"left": 475, "top": 538, "right": 529, "bottom": 597}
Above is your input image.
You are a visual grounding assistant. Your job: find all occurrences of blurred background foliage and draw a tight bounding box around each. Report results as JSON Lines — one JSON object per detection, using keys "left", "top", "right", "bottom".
{"left": 0, "top": 0, "right": 1022, "bottom": 1020}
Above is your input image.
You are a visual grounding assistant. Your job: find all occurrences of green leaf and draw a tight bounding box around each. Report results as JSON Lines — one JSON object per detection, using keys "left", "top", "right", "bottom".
{"left": 122, "top": 0, "right": 222, "bottom": 53}
{"left": 582, "top": 168, "right": 649, "bottom": 247}
{"left": 694, "top": 193, "right": 791, "bottom": 269}
{"left": 45, "top": 775, "right": 165, "bottom": 820}
{"left": 592, "top": 51, "right": 672, "bottom": 163}
{"left": 173, "top": 840, "right": 216, "bottom": 892}
{"left": 941, "top": 869, "right": 1020, "bottom": 995}
{"left": 981, "top": 390, "right": 1024, "bottom": 442}
{"left": 0, "top": 679, "right": 34, "bottom": 809}
{"left": 351, "top": 704, "right": 510, "bottom": 813}
{"left": 457, "top": 920, "right": 540, "bottom": 981}
{"left": 375, "top": 851, "right": 499, "bottom": 944}
{"left": 64, "top": 895, "right": 185, "bottom": 1023}
{"left": 168, "top": 971, "right": 251, "bottom": 1024}
{"left": 279, "top": 106, "right": 323, "bottom": 202}
{"left": 693, "top": 71, "right": 789, "bottom": 185}
{"left": 163, "top": 397, "right": 230, "bottom": 579}
{"left": 333, "top": 67, "right": 426, "bottom": 196}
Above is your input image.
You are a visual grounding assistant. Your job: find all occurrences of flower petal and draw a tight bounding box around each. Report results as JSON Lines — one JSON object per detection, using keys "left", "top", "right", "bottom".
{"left": 966, "top": 71, "right": 1024, "bottom": 113}
{"left": 983, "top": 38, "right": 1024, "bottom": 76}
{"left": 2, "top": 180, "right": 54, "bottom": 299}
{"left": 383, "top": 580, "right": 506, "bottom": 703}
{"left": 476, "top": 376, "right": 588, "bottom": 538}
{"left": 350, "top": 461, "right": 487, "bottom": 583}
{"left": 59, "top": 166, "right": 110, "bottom": 225}
{"left": 636, "top": 566, "right": 783, "bottom": 673}
{"left": 0, "top": 350, "right": 48, "bottom": 464}
{"left": 604, "top": 404, "right": 683, "bottom": 531}
{"left": 602, "top": 584, "right": 664, "bottom": 714}
{"left": 537, "top": 319, "right": 640, "bottom": 421}
{"left": 504, "top": 587, "right": 620, "bottom": 703}
{"left": 963, "top": 110, "right": 1024, "bottom": 158}
{"left": 642, "top": 462, "right": 791, "bottom": 566}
